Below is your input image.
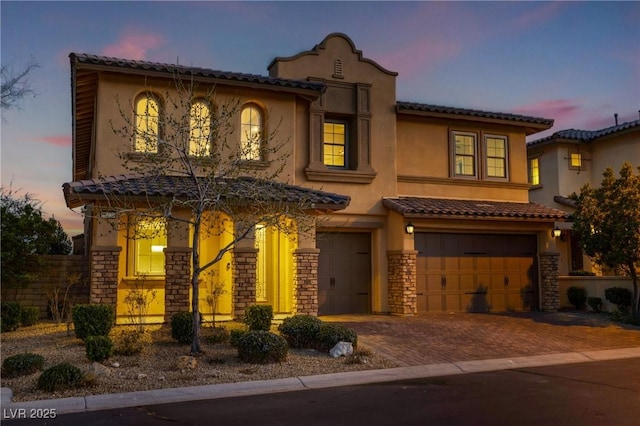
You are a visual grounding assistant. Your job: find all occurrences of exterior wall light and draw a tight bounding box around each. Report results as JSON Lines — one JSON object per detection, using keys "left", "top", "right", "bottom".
{"left": 552, "top": 226, "right": 562, "bottom": 239}
{"left": 405, "top": 222, "right": 415, "bottom": 235}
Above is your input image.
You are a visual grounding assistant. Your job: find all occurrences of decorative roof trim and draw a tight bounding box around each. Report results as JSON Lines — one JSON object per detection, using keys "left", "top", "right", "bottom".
{"left": 268, "top": 33, "right": 398, "bottom": 76}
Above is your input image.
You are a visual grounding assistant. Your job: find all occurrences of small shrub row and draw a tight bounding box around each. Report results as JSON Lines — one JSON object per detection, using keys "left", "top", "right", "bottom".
{"left": 1, "top": 302, "right": 39, "bottom": 333}
{"left": 566, "top": 286, "right": 634, "bottom": 316}
{"left": 278, "top": 315, "right": 358, "bottom": 351}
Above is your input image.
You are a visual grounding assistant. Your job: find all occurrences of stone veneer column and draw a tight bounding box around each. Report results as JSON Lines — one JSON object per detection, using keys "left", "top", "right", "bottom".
{"left": 387, "top": 250, "right": 418, "bottom": 316}
{"left": 164, "top": 248, "right": 192, "bottom": 323}
{"left": 232, "top": 247, "right": 258, "bottom": 320}
{"left": 539, "top": 252, "right": 560, "bottom": 311}
{"left": 292, "top": 248, "right": 320, "bottom": 315}
{"left": 90, "top": 246, "right": 122, "bottom": 306}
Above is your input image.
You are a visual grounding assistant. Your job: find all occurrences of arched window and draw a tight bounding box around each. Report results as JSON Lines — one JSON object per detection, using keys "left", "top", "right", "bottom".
{"left": 240, "top": 104, "right": 263, "bottom": 161}
{"left": 134, "top": 94, "right": 160, "bottom": 153}
{"left": 189, "top": 100, "right": 211, "bottom": 156}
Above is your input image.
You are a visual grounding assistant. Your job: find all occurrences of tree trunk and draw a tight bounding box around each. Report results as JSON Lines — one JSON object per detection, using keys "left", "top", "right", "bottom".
{"left": 190, "top": 219, "right": 202, "bottom": 354}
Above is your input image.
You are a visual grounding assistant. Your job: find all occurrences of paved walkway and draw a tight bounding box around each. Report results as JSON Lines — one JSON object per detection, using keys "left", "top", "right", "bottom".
{"left": 323, "top": 311, "right": 640, "bottom": 367}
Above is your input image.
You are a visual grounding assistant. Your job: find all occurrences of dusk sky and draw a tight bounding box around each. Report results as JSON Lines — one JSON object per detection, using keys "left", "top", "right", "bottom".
{"left": 1, "top": 1, "right": 639, "bottom": 237}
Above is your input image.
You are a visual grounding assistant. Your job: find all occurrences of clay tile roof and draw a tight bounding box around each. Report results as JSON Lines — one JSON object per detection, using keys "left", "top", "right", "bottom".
{"left": 382, "top": 197, "right": 569, "bottom": 220}
{"left": 396, "top": 102, "right": 554, "bottom": 126}
{"left": 70, "top": 53, "right": 326, "bottom": 93}
{"left": 63, "top": 175, "right": 350, "bottom": 211}
{"left": 527, "top": 119, "right": 640, "bottom": 147}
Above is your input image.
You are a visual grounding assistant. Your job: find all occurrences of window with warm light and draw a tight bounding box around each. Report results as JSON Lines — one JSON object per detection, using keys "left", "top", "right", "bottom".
{"left": 133, "top": 218, "right": 166, "bottom": 276}
{"left": 189, "top": 100, "right": 211, "bottom": 156}
{"left": 529, "top": 157, "right": 540, "bottom": 186}
{"left": 485, "top": 136, "right": 507, "bottom": 179}
{"left": 240, "top": 104, "right": 262, "bottom": 161}
{"left": 323, "top": 121, "right": 347, "bottom": 167}
{"left": 570, "top": 152, "right": 582, "bottom": 169}
{"left": 453, "top": 132, "right": 477, "bottom": 177}
{"left": 135, "top": 94, "right": 160, "bottom": 153}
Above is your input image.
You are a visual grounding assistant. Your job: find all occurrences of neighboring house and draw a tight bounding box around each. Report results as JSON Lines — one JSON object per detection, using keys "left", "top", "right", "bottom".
{"left": 527, "top": 119, "right": 640, "bottom": 275}
{"left": 63, "top": 33, "right": 568, "bottom": 323}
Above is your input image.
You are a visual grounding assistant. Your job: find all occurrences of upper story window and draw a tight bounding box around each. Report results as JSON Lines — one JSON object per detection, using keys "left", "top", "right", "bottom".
{"left": 134, "top": 94, "right": 161, "bottom": 153}
{"left": 240, "top": 104, "right": 263, "bottom": 161}
{"left": 484, "top": 135, "right": 508, "bottom": 179}
{"left": 569, "top": 151, "right": 582, "bottom": 169}
{"left": 189, "top": 100, "right": 211, "bottom": 156}
{"left": 453, "top": 132, "right": 477, "bottom": 177}
{"left": 528, "top": 157, "right": 540, "bottom": 186}
{"left": 323, "top": 121, "right": 347, "bottom": 168}
{"left": 132, "top": 217, "right": 166, "bottom": 276}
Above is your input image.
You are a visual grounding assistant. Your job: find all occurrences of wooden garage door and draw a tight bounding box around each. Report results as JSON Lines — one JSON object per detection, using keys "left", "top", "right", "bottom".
{"left": 415, "top": 233, "right": 537, "bottom": 313}
{"left": 317, "top": 233, "right": 371, "bottom": 315}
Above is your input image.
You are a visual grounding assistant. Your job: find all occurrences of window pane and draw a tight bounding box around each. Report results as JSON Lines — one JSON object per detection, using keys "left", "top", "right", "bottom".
{"left": 135, "top": 96, "right": 159, "bottom": 152}
{"left": 529, "top": 158, "right": 540, "bottom": 185}
{"left": 486, "top": 136, "right": 507, "bottom": 178}
{"left": 323, "top": 121, "right": 347, "bottom": 167}
{"left": 570, "top": 153, "right": 582, "bottom": 168}
{"left": 134, "top": 218, "right": 166, "bottom": 275}
{"left": 189, "top": 101, "right": 210, "bottom": 156}
{"left": 241, "top": 105, "right": 262, "bottom": 161}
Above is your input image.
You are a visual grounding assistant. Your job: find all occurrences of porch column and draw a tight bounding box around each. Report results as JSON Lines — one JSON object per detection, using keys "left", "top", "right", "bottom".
{"left": 540, "top": 251, "right": 560, "bottom": 311}
{"left": 387, "top": 250, "right": 418, "bottom": 315}
{"left": 90, "top": 246, "right": 121, "bottom": 306}
{"left": 164, "top": 248, "right": 192, "bottom": 322}
{"left": 232, "top": 248, "right": 258, "bottom": 319}
{"left": 293, "top": 248, "right": 320, "bottom": 315}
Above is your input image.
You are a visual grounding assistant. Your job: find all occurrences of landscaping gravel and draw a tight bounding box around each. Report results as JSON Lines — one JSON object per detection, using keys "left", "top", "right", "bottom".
{"left": 1, "top": 322, "right": 396, "bottom": 402}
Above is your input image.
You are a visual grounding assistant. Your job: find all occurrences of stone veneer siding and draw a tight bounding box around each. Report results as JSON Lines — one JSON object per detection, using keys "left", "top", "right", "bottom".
{"left": 90, "top": 247, "right": 121, "bottom": 306}
{"left": 292, "top": 248, "right": 320, "bottom": 315}
{"left": 540, "top": 252, "right": 560, "bottom": 311}
{"left": 164, "top": 248, "right": 192, "bottom": 323}
{"left": 387, "top": 250, "right": 418, "bottom": 315}
{"left": 232, "top": 248, "right": 257, "bottom": 320}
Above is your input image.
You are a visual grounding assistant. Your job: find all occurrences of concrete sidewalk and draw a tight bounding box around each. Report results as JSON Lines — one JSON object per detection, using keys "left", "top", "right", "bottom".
{"left": 3, "top": 347, "right": 640, "bottom": 417}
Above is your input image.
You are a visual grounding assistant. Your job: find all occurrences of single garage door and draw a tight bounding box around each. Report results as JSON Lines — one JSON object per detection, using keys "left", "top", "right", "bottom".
{"left": 317, "top": 232, "right": 371, "bottom": 315}
{"left": 415, "top": 233, "right": 538, "bottom": 313}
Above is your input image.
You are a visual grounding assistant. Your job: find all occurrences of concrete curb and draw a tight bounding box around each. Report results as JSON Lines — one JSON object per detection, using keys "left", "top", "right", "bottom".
{"left": 2, "top": 347, "right": 639, "bottom": 418}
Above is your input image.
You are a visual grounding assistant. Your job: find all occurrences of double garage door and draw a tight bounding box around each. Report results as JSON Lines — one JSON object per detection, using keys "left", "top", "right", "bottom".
{"left": 415, "top": 233, "right": 538, "bottom": 313}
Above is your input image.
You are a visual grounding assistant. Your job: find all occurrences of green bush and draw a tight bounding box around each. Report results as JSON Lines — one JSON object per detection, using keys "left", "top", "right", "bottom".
{"left": 85, "top": 335, "right": 114, "bottom": 362}
{"left": 72, "top": 304, "right": 115, "bottom": 340}
{"left": 243, "top": 305, "right": 273, "bottom": 331}
{"left": 20, "top": 306, "right": 39, "bottom": 327}
{"left": 318, "top": 323, "right": 358, "bottom": 351}
{"left": 237, "top": 330, "right": 288, "bottom": 364}
{"left": 567, "top": 286, "right": 587, "bottom": 310}
{"left": 229, "top": 328, "right": 247, "bottom": 348}
{"left": 171, "top": 311, "right": 201, "bottom": 344}
{"left": 604, "top": 287, "right": 632, "bottom": 312}
{"left": 587, "top": 297, "right": 603, "bottom": 313}
{"left": 37, "top": 363, "right": 84, "bottom": 392}
{"left": 278, "top": 315, "right": 323, "bottom": 348}
{"left": 205, "top": 326, "right": 229, "bottom": 345}
{"left": 1, "top": 302, "right": 22, "bottom": 332}
{"left": 2, "top": 353, "right": 45, "bottom": 378}
{"left": 114, "top": 331, "right": 145, "bottom": 356}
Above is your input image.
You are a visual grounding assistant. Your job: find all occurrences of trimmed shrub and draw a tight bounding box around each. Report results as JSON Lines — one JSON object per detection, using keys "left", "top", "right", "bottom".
{"left": 72, "top": 304, "right": 115, "bottom": 340}
{"left": 243, "top": 305, "right": 273, "bottom": 331}
{"left": 237, "top": 330, "right": 288, "bottom": 364}
{"left": 2, "top": 353, "right": 45, "bottom": 378}
{"left": 1, "top": 302, "right": 22, "bottom": 332}
{"left": 318, "top": 323, "right": 358, "bottom": 351}
{"left": 85, "top": 335, "right": 114, "bottom": 362}
{"left": 587, "top": 297, "right": 603, "bottom": 313}
{"left": 37, "top": 363, "right": 84, "bottom": 392}
{"left": 171, "top": 311, "right": 201, "bottom": 344}
{"left": 229, "top": 328, "right": 247, "bottom": 348}
{"left": 278, "top": 315, "right": 323, "bottom": 348}
{"left": 20, "top": 306, "right": 39, "bottom": 327}
{"left": 604, "top": 287, "right": 632, "bottom": 312}
{"left": 567, "top": 286, "right": 587, "bottom": 310}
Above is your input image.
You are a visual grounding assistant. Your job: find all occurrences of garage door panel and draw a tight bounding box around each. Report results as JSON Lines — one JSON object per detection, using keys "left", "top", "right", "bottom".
{"left": 445, "top": 294, "right": 463, "bottom": 311}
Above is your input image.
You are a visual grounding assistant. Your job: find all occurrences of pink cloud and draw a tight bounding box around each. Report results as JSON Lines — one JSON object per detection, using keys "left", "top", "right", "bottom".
{"left": 505, "top": 2, "right": 565, "bottom": 34}
{"left": 101, "top": 30, "right": 165, "bottom": 60}
{"left": 514, "top": 99, "right": 582, "bottom": 122}
{"left": 38, "top": 135, "right": 71, "bottom": 147}
{"left": 377, "top": 37, "right": 460, "bottom": 78}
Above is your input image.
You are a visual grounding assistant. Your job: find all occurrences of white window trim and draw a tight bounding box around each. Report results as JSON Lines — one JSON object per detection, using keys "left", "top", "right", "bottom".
{"left": 451, "top": 131, "right": 478, "bottom": 179}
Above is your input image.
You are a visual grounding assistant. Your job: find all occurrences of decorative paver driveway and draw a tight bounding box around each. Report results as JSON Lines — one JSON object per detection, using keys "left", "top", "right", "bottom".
{"left": 322, "top": 312, "right": 640, "bottom": 367}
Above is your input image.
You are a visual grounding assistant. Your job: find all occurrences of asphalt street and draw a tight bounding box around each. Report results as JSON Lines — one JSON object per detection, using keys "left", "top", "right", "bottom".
{"left": 5, "top": 357, "right": 639, "bottom": 426}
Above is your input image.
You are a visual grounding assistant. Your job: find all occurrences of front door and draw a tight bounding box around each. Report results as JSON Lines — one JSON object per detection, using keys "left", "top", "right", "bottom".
{"left": 317, "top": 232, "right": 371, "bottom": 315}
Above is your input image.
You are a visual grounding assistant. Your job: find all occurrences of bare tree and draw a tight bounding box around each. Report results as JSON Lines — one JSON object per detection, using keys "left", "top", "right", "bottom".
{"left": 1, "top": 59, "right": 39, "bottom": 113}
{"left": 80, "top": 73, "right": 332, "bottom": 354}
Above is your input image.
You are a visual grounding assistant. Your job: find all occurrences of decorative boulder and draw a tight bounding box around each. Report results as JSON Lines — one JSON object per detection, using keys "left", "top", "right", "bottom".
{"left": 177, "top": 355, "right": 197, "bottom": 370}
{"left": 89, "top": 361, "right": 112, "bottom": 377}
{"left": 329, "top": 341, "right": 354, "bottom": 358}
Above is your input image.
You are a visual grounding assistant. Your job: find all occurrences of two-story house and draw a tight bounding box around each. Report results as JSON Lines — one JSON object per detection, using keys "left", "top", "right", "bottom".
{"left": 527, "top": 118, "right": 640, "bottom": 275}
{"left": 63, "top": 33, "right": 568, "bottom": 324}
